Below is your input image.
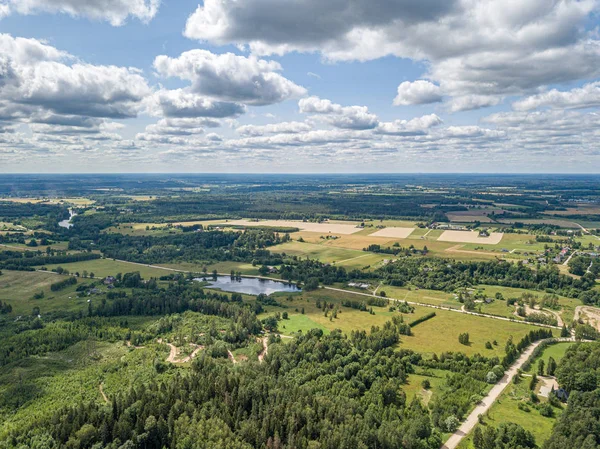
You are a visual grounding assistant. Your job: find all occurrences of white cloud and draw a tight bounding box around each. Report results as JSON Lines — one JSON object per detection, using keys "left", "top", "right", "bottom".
{"left": 237, "top": 121, "right": 311, "bottom": 136}
{"left": 376, "top": 114, "right": 442, "bottom": 135}
{"left": 1, "top": 0, "right": 160, "bottom": 26}
{"left": 446, "top": 95, "right": 502, "bottom": 113}
{"left": 299, "top": 96, "right": 379, "bottom": 130}
{"left": 184, "top": 0, "right": 600, "bottom": 111}
{"left": 394, "top": 80, "right": 442, "bottom": 105}
{"left": 513, "top": 82, "right": 600, "bottom": 111}
{"left": 153, "top": 50, "right": 306, "bottom": 106}
{"left": 0, "top": 34, "right": 150, "bottom": 121}
{"left": 148, "top": 89, "right": 246, "bottom": 119}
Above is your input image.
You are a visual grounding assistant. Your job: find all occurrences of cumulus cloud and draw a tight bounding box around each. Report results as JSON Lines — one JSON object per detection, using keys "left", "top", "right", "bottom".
{"left": 376, "top": 114, "right": 442, "bottom": 135}
{"left": 184, "top": 0, "right": 600, "bottom": 111}
{"left": 1, "top": 0, "right": 160, "bottom": 26}
{"left": 394, "top": 80, "right": 442, "bottom": 106}
{"left": 0, "top": 34, "right": 150, "bottom": 123}
{"left": 153, "top": 50, "right": 306, "bottom": 106}
{"left": 446, "top": 95, "right": 502, "bottom": 113}
{"left": 513, "top": 82, "right": 600, "bottom": 111}
{"left": 299, "top": 96, "right": 379, "bottom": 130}
{"left": 237, "top": 121, "right": 311, "bottom": 136}
{"left": 148, "top": 89, "right": 246, "bottom": 119}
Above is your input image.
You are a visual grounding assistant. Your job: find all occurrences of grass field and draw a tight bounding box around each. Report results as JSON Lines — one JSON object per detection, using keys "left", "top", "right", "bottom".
{"left": 39, "top": 258, "right": 171, "bottom": 279}
{"left": 260, "top": 288, "right": 429, "bottom": 336}
{"left": 403, "top": 367, "right": 449, "bottom": 406}
{"left": 524, "top": 342, "right": 575, "bottom": 374}
{"left": 260, "top": 288, "right": 538, "bottom": 357}
{"left": 400, "top": 307, "right": 534, "bottom": 357}
{"left": 270, "top": 240, "right": 390, "bottom": 269}
{"left": 0, "top": 270, "right": 85, "bottom": 315}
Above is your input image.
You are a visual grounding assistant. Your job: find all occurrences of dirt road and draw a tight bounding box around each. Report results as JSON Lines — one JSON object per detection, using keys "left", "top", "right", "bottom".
{"left": 258, "top": 337, "right": 268, "bottom": 363}
{"left": 574, "top": 306, "right": 600, "bottom": 331}
{"left": 99, "top": 383, "right": 109, "bottom": 404}
{"left": 441, "top": 338, "right": 573, "bottom": 449}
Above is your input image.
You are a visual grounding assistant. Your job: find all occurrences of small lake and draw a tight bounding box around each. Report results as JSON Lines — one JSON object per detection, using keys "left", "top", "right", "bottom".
{"left": 195, "top": 275, "right": 301, "bottom": 295}
{"left": 58, "top": 209, "right": 77, "bottom": 229}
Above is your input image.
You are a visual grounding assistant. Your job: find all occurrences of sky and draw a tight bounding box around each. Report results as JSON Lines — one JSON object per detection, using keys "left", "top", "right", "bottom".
{"left": 0, "top": 0, "right": 600, "bottom": 173}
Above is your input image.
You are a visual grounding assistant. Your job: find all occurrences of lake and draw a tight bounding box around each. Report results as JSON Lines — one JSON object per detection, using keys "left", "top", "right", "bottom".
{"left": 195, "top": 275, "right": 301, "bottom": 295}
{"left": 58, "top": 209, "right": 77, "bottom": 229}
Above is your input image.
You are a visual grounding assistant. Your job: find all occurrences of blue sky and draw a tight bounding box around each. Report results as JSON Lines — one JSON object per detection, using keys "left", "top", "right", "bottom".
{"left": 0, "top": 0, "right": 599, "bottom": 173}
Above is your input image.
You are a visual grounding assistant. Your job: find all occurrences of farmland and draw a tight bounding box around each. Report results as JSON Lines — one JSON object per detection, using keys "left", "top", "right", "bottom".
{"left": 0, "top": 174, "right": 599, "bottom": 449}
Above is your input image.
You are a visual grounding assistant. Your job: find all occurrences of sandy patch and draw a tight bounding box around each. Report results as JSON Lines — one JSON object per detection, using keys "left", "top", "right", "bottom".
{"left": 574, "top": 306, "right": 600, "bottom": 331}
{"left": 369, "top": 227, "right": 415, "bottom": 238}
{"left": 227, "top": 219, "right": 363, "bottom": 235}
{"left": 438, "top": 230, "right": 504, "bottom": 245}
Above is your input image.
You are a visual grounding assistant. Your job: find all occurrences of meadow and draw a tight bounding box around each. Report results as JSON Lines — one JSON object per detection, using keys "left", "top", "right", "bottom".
{"left": 39, "top": 258, "right": 172, "bottom": 279}
{"left": 257, "top": 288, "right": 538, "bottom": 357}
{"left": 0, "top": 270, "right": 84, "bottom": 316}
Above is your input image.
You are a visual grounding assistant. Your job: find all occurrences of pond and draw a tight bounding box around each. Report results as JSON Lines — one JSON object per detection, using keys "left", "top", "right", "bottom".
{"left": 58, "top": 209, "right": 77, "bottom": 229}
{"left": 195, "top": 275, "right": 301, "bottom": 295}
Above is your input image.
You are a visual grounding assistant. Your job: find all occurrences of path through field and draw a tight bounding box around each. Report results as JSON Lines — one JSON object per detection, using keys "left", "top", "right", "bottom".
{"left": 99, "top": 383, "right": 109, "bottom": 404}
{"left": 258, "top": 337, "right": 268, "bottom": 363}
{"left": 575, "top": 223, "right": 600, "bottom": 240}
{"left": 563, "top": 251, "right": 578, "bottom": 266}
{"left": 441, "top": 338, "right": 573, "bottom": 449}
{"left": 228, "top": 350, "right": 238, "bottom": 364}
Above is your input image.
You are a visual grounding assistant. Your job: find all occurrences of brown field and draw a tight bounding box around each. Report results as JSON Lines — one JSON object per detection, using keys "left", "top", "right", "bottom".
{"left": 438, "top": 230, "right": 504, "bottom": 244}
{"left": 227, "top": 219, "right": 363, "bottom": 234}
{"left": 369, "top": 227, "right": 415, "bottom": 238}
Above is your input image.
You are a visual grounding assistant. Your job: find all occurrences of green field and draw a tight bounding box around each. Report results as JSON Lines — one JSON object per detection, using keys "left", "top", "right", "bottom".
{"left": 0, "top": 270, "right": 85, "bottom": 315}
{"left": 524, "top": 341, "right": 575, "bottom": 374}
{"left": 403, "top": 367, "right": 449, "bottom": 405}
{"left": 39, "top": 258, "right": 172, "bottom": 279}
{"left": 270, "top": 240, "right": 389, "bottom": 269}
{"left": 260, "top": 288, "right": 540, "bottom": 357}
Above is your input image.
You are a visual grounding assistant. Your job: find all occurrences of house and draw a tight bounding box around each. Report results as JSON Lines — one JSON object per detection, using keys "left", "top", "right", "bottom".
{"left": 267, "top": 266, "right": 279, "bottom": 274}
{"left": 553, "top": 388, "right": 569, "bottom": 402}
{"left": 104, "top": 276, "right": 116, "bottom": 285}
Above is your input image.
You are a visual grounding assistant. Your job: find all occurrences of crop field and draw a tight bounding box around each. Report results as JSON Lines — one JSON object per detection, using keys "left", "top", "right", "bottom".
{"left": 438, "top": 230, "right": 504, "bottom": 244}
{"left": 227, "top": 219, "right": 363, "bottom": 234}
{"left": 368, "top": 227, "right": 416, "bottom": 238}
{"left": 270, "top": 240, "right": 389, "bottom": 269}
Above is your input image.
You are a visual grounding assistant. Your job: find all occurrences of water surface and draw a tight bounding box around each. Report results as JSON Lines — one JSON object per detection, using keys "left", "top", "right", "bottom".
{"left": 195, "top": 275, "right": 300, "bottom": 295}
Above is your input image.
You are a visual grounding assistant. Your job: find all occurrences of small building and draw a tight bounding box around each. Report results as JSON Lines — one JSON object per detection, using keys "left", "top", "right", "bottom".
{"left": 553, "top": 388, "right": 569, "bottom": 402}
{"left": 104, "top": 276, "right": 116, "bottom": 285}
